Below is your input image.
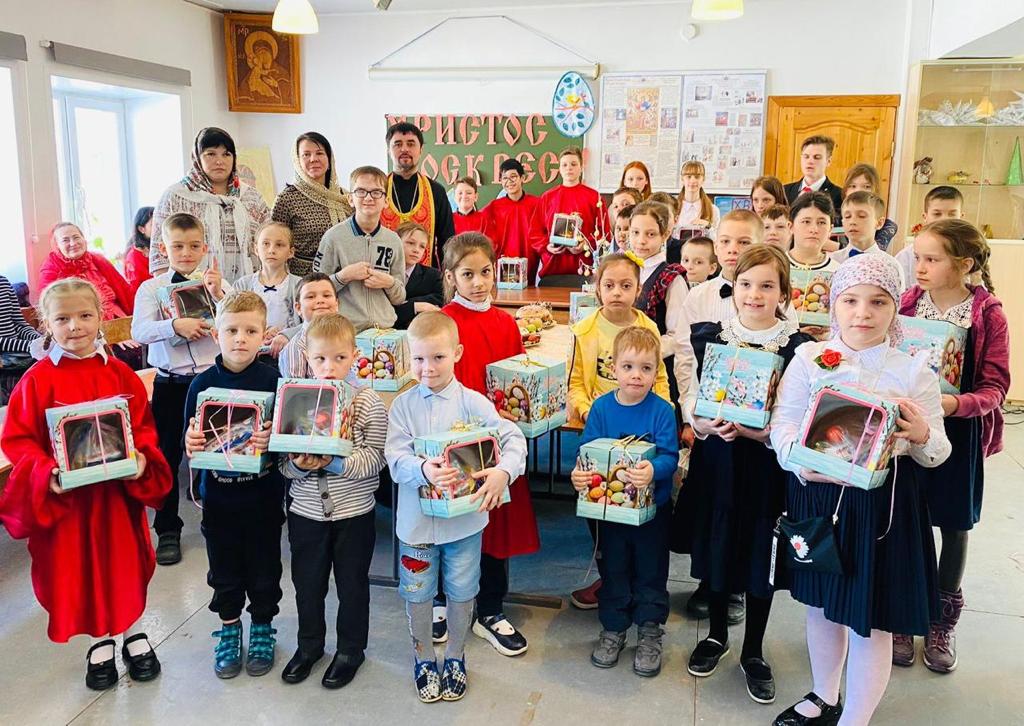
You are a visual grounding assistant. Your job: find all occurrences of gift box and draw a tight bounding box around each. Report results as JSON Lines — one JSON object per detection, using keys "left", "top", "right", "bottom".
{"left": 694, "top": 343, "right": 784, "bottom": 428}
{"left": 189, "top": 388, "right": 275, "bottom": 474}
{"left": 269, "top": 378, "right": 354, "bottom": 457}
{"left": 897, "top": 316, "right": 968, "bottom": 393}
{"left": 569, "top": 291, "right": 598, "bottom": 325}
{"left": 415, "top": 424, "right": 511, "bottom": 517}
{"left": 787, "top": 383, "right": 900, "bottom": 490}
{"left": 157, "top": 279, "right": 215, "bottom": 347}
{"left": 353, "top": 328, "right": 412, "bottom": 392}
{"left": 486, "top": 353, "right": 568, "bottom": 437}
{"left": 497, "top": 257, "right": 528, "bottom": 290}
{"left": 46, "top": 397, "right": 137, "bottom": 489}
{"left": 550, "top": 213, "right": 582, "bottom": 248}
{"left": 790, "top": 266, "right": 834, "bottom": 327}
{"left": 575, "top": 436, "right": 656, "bottom": 526}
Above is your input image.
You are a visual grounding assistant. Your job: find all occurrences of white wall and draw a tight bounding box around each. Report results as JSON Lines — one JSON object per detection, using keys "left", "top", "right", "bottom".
{"left": 4, "top": 0, "right": 229, "bottom": 288}
{"left": 929, "top": 0, "right": 1024, "bottom": 58}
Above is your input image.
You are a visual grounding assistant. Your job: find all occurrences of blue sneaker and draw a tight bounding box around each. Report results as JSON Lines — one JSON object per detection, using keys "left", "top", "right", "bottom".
{"left": 212, "top": 622, "right": 243, "bottom": 679}
{"left": 441, "top": 656, "right": 468, "bottom": 701}
{"left": 246, "top": 622, "right": 277, "bottom": 676}
{"left": 414, "top": 659, "right": 441, "bottom": 703}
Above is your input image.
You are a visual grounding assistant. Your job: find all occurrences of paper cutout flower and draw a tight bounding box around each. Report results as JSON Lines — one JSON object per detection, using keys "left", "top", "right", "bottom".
{"left": 790, "top": 534, "right": 809, "bottom": 560}
{"left": 814, "top": 349, "right": 843, "bottom": 370}
{"left": 713, "top": 388, "right": 727, "bottom": 402}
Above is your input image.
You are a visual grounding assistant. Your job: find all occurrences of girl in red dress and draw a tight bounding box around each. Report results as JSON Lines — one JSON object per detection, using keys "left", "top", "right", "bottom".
{"left": 440, "top": 232, "right": 540, "bottom": 657}
{"left": 0, "top": 278, "right": 172, "bottom": 691}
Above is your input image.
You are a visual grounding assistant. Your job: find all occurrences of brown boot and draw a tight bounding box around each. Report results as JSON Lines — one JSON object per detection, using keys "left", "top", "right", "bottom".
{"left": 923, "top": 589, "right": 964, "bottom": 674}
{"left": 892, "top": 634, "right": 915, "bottom": 666}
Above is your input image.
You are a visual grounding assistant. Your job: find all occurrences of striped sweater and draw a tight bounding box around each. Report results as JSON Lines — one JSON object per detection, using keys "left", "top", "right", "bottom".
{"left": 0, "top": 275, "right": 39, "bottom": 355}
{"left": 281, "top": 387, "right": 387, "bottom": 521}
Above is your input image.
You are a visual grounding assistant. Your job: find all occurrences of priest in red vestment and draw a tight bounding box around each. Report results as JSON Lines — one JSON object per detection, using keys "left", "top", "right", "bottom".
{"left": 482, "top": 159, "right": 542, "bottom": 281}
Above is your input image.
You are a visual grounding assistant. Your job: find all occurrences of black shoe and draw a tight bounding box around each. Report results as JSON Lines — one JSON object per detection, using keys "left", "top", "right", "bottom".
{"left": 774, "top": 692, "right": 843, "bottom": 726}
{"left": 740, "top": 657, "right": 775, "bottom": 704}
{"left": 155, "top": 532, "right": 181, "bottom": 566}
{"left": 687, "top": 637, "right": 730, "bottom": 677}
{"left": 472, "top": 614, "right": 528, "bottom": 656}
{"left": 85, "top": 639, "right": 119, "bottom": 691}
{"left": 685, "top": 583, "right": 710, "bottom": 619}
{"left": 321, "top": 651, "right": 365, "bottom": 689}
{"left": 727, "top": 593, "right": 745, "bottom": 625}
{"left": 121, "top": 633, "right": 161, "bottom": 682}
{"left": 281, "top": 649, "right": 323, "bottom": 684}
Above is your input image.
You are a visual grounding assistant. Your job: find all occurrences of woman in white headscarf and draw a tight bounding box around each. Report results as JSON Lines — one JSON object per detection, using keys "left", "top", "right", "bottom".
{"left": 271, "top": 131, "right": 353, "bottom": 276}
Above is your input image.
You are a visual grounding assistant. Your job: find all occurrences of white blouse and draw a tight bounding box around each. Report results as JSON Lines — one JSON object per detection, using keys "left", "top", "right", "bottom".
{"left": 673, "top": 199, "right": 721, "bottom": 239}
{"left": 639, "top": 251, "right": 689, "bottom": 361}
{"left": 768, "top": 337, "right": 952, "bottom": 479}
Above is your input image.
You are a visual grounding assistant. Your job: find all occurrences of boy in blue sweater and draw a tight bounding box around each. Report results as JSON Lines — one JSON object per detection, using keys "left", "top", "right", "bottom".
{"left": 571, "top": 326, "right": 678, "bottom": 678}
{"left": 183, "top": 292, "right": 284, "bottom": 680}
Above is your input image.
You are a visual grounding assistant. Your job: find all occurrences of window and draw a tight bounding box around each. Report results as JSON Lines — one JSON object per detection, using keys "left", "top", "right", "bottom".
{"left": 51, "top": 76, "right": 183, "bottom": 262}
{"left": 0, "top": 65, "right": 27, "bottom": 282}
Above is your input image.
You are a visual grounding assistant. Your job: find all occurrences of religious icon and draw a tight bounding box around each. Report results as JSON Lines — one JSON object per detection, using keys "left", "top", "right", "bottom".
{"left": 224, "top": 13, "right": 302, "bottom": 114}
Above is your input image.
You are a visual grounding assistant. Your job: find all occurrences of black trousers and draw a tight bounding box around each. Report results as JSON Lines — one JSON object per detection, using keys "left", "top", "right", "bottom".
{"left": 201, "top": 479, "right": 285, "bottom": 623}
{"left": 152, "top": 376, "right": 193, "bottom": 536}
{"left": 288, "top": 509, "right": 377, "bottom": 658}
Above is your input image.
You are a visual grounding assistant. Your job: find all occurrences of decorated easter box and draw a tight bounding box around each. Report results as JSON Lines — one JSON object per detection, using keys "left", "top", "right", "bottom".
{"left": 897, "top": 316, "right": 968, "bottom": 394}
{"left": 486, "top": 353, "right": 568, "bottom": 438}
{"left": 550, "top": 212, "right": 582, "bottom": 248}
{"left": 787, "top": 383, "right": 900, "bottom": 490}
{"left": 354, "top": 328, "right": 411, "bottom": 392}
{"left": 189, "top": 388, "right": 275, "bottom": 474}
{"left": 269, "top": 378, "right": 354, "bottom": 457}
{"left": 694, "top": 343, "right": 784, "bottom": 429}
{"left": 569, "top": 291, "right": 599, "bottom": 325}
{"left": 575, "top": 437, "right": 656, "bottom": 526}
{"left": 157, "top": 279, "right": 215, "bottom": 347}
{"left": 46, "top": 397, "right": 138, "bottom": 489}
{"left": 415, "top": 424, "right": 510, "bottom": 517}
{"left": 497, "top": 257, "right": 528, "bottom": 290}
{"left": 790, "top": 266, "right": 834, "bottom": 327}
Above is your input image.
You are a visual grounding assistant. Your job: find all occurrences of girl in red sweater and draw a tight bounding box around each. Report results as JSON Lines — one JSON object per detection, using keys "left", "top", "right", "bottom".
{"left": 0, "top": 278, "right": 172, "bottom": 691}
{"left": 440, "top": 232, "right": 540, "bottom": 658}
{"left": 892, "top": 219, "right": 1009, "bottom": 673}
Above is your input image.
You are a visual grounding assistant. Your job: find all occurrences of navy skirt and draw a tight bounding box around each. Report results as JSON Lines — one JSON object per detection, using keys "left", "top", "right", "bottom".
{"left": 786, "top": 464, "right": 939, "bottom": 638}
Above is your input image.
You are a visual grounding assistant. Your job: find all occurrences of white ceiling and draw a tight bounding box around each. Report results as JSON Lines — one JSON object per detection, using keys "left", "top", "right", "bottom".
{"left": 185, "top": 0, "right": 688, "bottom": 15}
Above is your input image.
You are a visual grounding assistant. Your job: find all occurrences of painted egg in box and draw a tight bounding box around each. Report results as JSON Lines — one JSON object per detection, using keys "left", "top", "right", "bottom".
{"left": 357, "top": 350, "right": 396, "bottom": 380}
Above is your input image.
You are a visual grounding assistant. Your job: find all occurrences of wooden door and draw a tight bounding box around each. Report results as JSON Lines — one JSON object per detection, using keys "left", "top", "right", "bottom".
{"left": 764, "top": 95, "right": 900, "bottom": 205}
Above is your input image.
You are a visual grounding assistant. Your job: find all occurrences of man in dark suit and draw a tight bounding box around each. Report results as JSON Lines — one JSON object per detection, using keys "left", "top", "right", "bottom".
{"left": 783, "top": 135, "right": 844, "bottom": 217}
{"left": 392, "top": 221, "right": 443, "bottom": 329}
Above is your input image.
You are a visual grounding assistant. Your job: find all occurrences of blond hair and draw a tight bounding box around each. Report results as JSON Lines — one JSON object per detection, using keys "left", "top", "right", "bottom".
{"left": 396, "top": 221, "right": 429, "bottom": 240}
{"left": 256, "top": 220, "right": 293, "bottom": 248}
{"left": 349, "top": 165, "right": 387, "bottom": 189}
{"left": 37, "top": 278, "right": 102, "bottom": 345}
{"left": 216, "top": 291, "right": 267, "bottom": 327}
{"left": 721, "top": 209, "right": 764, "bottom": 243}
{"left": 678, "top": 160, "right": 715, "bottom": 222}
{"left": 306, "top": 313, "right": 357, "bottom": 348}
{"left": 559, "top": 146, "right": 583, "bottom": 163}
{"left": 612, "top": 326, "right": 660, "bottom": 361}
{"left": 843, "top": 163, "right": 881, "bottom": 194}
{"left": 407, "top": 310, "right": 459, "bottom": 346}
{"left": 841, "top": 190, "right": 885, "bottom": 218}
{"left": 162, "top": 212, "right": 204, "bottom": 238}
{"left": 920, "top": 219, "right": 995, "bottom": 293}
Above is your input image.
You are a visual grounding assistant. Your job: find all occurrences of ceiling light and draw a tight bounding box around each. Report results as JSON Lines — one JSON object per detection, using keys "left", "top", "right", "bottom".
{"left": 692, "top": 0, "right": 744, "bottom": 21}
{"left": 272, "top": 0, "right": 319, "bottom": 35}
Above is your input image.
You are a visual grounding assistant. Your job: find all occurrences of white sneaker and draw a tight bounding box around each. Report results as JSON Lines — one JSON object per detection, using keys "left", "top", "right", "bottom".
{"left": 472, "top": 614, "right": 528, "bottom": 657}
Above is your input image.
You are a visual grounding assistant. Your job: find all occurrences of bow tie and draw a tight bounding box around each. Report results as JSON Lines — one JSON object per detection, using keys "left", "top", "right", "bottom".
{"left": 848, "top": 248, "right": 864, "bottom": 257}
{"left": 171, "top": 271, "right": 189, "bottom": 284}
{"left": 262, "top": 285, "right": 278, "bottom": 292}
{"left": 801, "top": 186, "right": 812, "bottom": 194}
{"left": 719, "top": 282, "right": 733, "bottom": 299}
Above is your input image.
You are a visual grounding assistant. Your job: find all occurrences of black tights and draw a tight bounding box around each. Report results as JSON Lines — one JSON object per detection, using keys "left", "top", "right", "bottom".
{"left": 937, "top": 528, "right": 969, "bottom": 593}
{"left": 708, "top": 590, "right": 773, "bottom": 661}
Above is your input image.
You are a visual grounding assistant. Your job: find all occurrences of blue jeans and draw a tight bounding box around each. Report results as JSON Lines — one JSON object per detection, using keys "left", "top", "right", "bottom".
{"left": 398, "top": 532, "right": 482, "bottom": 604}
{"left": 596, "top": 504, "right": 671, "bottom": 632}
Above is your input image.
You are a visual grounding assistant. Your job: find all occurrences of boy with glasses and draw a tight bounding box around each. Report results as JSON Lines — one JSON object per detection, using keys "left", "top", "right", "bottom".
{"left": 481, "top": 159, "right": 542, "bottom": 281}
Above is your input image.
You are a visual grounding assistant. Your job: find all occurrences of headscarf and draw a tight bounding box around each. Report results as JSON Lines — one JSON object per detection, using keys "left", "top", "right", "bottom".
{"left": 182, "top": 127, "right": 240, "bottom": 196}
{"left": 291, "top": 133, "right": 352, "bottom": 225}
{"left": 828, "top": 253, "right": 904, "bottom": 345}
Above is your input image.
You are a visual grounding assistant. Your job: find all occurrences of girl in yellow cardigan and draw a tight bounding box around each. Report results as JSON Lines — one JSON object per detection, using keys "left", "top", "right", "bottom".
{"left": 568, "top": 252, "right": 672, "bottom": 422}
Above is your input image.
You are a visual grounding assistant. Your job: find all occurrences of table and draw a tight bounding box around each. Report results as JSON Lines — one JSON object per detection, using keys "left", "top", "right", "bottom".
{"left": 494, "top": 286, "right": 574, "bottom": 324}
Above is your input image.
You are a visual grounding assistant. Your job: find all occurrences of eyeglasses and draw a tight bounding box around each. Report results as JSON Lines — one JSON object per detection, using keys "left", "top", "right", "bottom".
{"left": 352, "top": 189, "right": 386, "bottom": 200}
{"left": 500, "top": 173, "right": 521, "bottom": 182}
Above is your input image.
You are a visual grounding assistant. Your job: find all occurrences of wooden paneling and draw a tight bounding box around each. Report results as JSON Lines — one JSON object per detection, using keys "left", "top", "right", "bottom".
{"left": 988, "top": 240, "right": 1024, "bottom": 402}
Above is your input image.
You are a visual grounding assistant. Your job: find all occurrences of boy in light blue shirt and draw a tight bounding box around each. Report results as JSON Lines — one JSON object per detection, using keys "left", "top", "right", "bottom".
{"left": 386, "top": 311, "right": 526, "bottom": 704}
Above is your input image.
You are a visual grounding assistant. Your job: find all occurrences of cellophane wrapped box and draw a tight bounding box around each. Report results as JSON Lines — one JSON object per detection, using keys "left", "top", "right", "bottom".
{"left": 46, "top": 397, "right": 137, "bottom": 489}
{"left": 787, "top": 383, "right": 899, "bottom": 490}
{"left": 790, "top": 266, "right": 834, "bottom": 327}
{"left": 269, "top": 378, "right": 354, "bottom": 457}
{"left": 497, "top": 257, "right": 528, "bottom": 290}
{"left": 354, "top": 327, "right": 412, "bottom": 392}
{"left": 575, "top": 437, "right": 656, "bottom": 526}
{"left": 550, "top": 213, "right": 582, "bottom": 247}
{"left": 415, "top": 424, "right": 510, "bottom": 517}
{"left": 157, "top": 279, "right": 215, "bottom": 347}
{"left": 897, "top": 316, "right": 968, "bottom": 393}
{"left": 570, "top": 291, "right": 598, "bottom": 325}
{"left": 189, "top": 388, "right": 275, "bottom": 474}
{"left": 486, "top": 353, "right": 568, "bottom": 437}
{"left": 694, "top": 343, "right": 784, "bottom": 428}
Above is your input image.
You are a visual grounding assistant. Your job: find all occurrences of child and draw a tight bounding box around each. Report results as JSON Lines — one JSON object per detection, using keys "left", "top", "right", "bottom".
{"left": 124, "top": 206, "right": 154, "bottom": 294}
{"left": 0, "top": 274, "right": 41, "bottom": 406}
{"left": 182, "top": 292, "right": 284, "bottom": 679}
{"left": 571, "top": 327, "right": 678, "bottom": 677}
{"left": 673, "top": 161, "right": 721, "bottom": 238}
{"left": 0, "top": 278, "right": 171, "bottom": 690}
{"left": 895, "top": 186, "right": 964, "bottom": 292}
{"left": 278, "top": 272, "right": 340, "bottom": 378}
{"left": 386, "top": 311, "right": 527, "bottom": 702}
{"left": 762, "top": 205, "right": 792, "bottom": 250}
{"left": 891, "top": 219, "right": 1009, "bottom": 672}
{"left": 132, "top": 212, "right": 232, "bottom": 566}
{"left": 480, "top": 159, "right": 542, "bottom": 280}
{"left": 619, "top": 160, "right": 652, "bottom": 199}
{"left": 279, "top": 313, "right": 388, "bottom": 689}
{"left": 529, "top": 146, "right": 604, "bottom": 285}
{"left": 394, "top": 221, "right": 443, "bottom": 330}
{"left": 440, "top": 233, "right": 539, "bottom": 656}
{"left": 843, "top": 163, "right": 898, "bottom": 250}
{"left": 782, "top": 135, "right": 844, "bottom": 215}
{"left": 233, "top": 221, "right": 301, "bottom": 358}
{"left": 614, "top": 204, "right": 635, "bottom": 252}
{"left": 684, "top": 246, "right": 814, "bottom": 704}
{"left": 769, "top": 254, "right": 951, "bottom": 726}
{"left": 314, "top": 165, "right": 406, "bottom": 331}
{"left": 834, "top": 192, "right": 905, "bottom": 288}
{"left": 751, "top": 176, "right": 787, "bottom": 218}
{"left": 452, "top": 177, "right": 487, "bottom": 235}
{"left": 789, "top": 193, "right": 840, "bottom": 337}
{"left": 40, "top": 222, "right": 135, "bottom": 321}
{"left": 609, "top": 187, "right": 643, "bottom": 249}
{"left": 680, "top": 236, "right": 718, "bottom": 286}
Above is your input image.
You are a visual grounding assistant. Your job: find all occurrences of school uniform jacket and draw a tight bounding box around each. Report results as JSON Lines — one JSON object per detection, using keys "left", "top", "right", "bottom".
{"left": 784, "top": 177, "right": 844, "bottom": 219}
{"left": 394, "top": 264, "right": 443, "bottom": 330}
